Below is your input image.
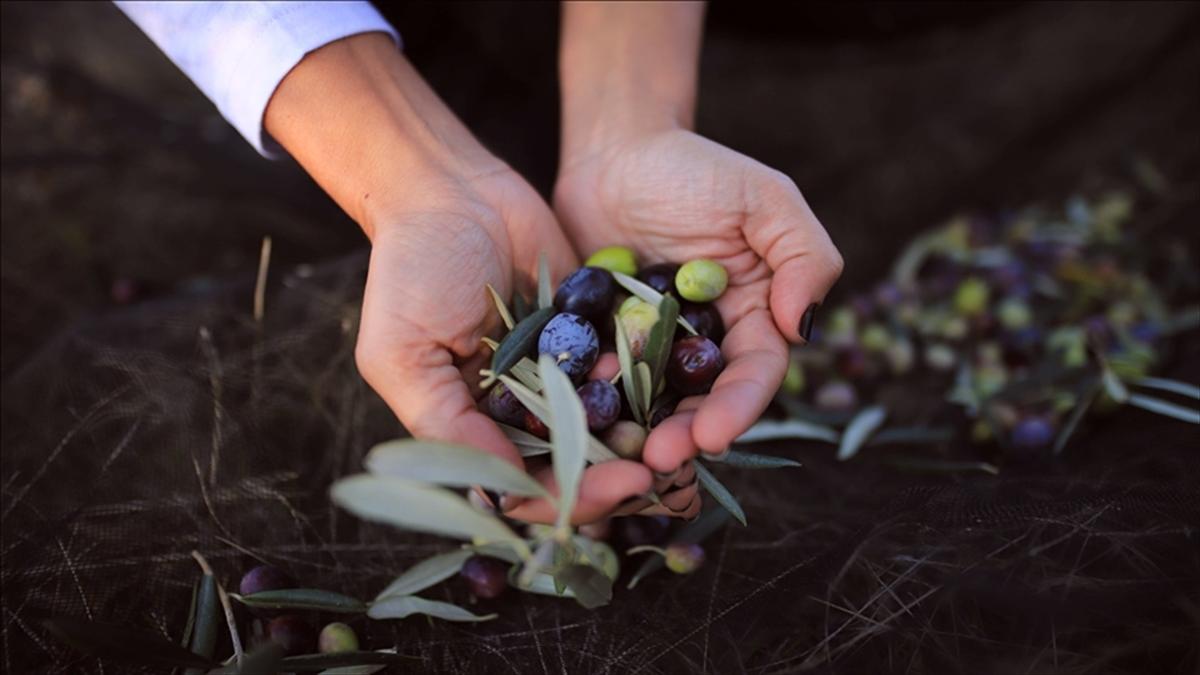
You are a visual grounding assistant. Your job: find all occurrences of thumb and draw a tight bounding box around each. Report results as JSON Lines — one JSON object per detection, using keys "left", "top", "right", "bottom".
{"left": 743, "top": 170, "right": 844, "bottom": 342}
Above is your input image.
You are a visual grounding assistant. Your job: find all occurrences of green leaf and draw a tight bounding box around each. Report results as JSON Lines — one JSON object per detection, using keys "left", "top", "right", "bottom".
{"left": 628, "top": 507, "right": 731, "bottom": 589}
{"left": 41, "top": 617, "right": 215, "bottom": 669}
{"left": 635, "top": 362, "right": 654, "bottom": 415}
{"left": 517, "top": 571, "right": 577, "bottom": 598}
{"left": 234, "top": 589, "right": 366, "bottom": 613}
{"left": 364, "top": 440, "right": 548, "bottom": 498}
{"left": 614, "top": 314, "right": 646, "bottom": 424}
{"left": 485, "top": 284, "right": 515, "bottom": 331}
{"left": 490, "top": 307, "right": 555, "bottom": 379}
{"left": 556, "top": 564, "right": 613, "bottom": 609}
{"left": 539, "top": 354, "right": 588, "bottom": 531}
{"left": 236, "top": 642, "right": 285, "bottom": 674}
{"left": 868, "top": 427, "right": 956, "bottom": 445}
{"left": 274, "top": 650, "right": 412, "bottom": 672}
{"left": 498, "top": 374, "right": 619, "bottom": 464}
{"left": 643, "top": 293, "right": 680, "bottom": 393}
{"left": 837, "top": 405, "right": 888, "bottom": 461}
{"left": 316, "top": 649, "right": 405, "bottom": 675}
{"left": 573, "top": 536, "right": 620, "bottom": 581}
{"left": 470, "top": 541, "right": 526, "bottom": 564}
{"left": 374, "top": 549, "right": 474, "bottom": 601}
{"left": 710, "top": 450, "right": 802, "bottom": 469}
{"left": 735, "top": 419, "right": 839, "bottom": 445}
{"left": 1102, "top": 368, "right": 1130, "bottom": 404}
{"left": 509, "top": 356, "right": 544, "bottom": 392}
{"left": 538, "top": 252, "right": 552, "bottom": 309}
{"left": 611, "top": 271, "right": 697, "bottom": 334}
{"left": 882, "top": 458, "right": 999, "bottom": 475}
{"left": 368, "top": 595, "right": 497, "bottom": 622}
{"left": 1126, "top": 393, "right": 1200, "bottom": 424}
{"left": 1054, "top": 379, "right": 1100, "bottom": 455}
{"left": 694, "top": 462, "right": 747, "bottom": 526}
{"left": 498, "top": 423, "right": 552, "bottom": 457}
{"left": 331, "top": 474, "right": 528, "bottom": 556}
{"left": 185, "top": 573, "right": 219, "bottom": 673}
{"left": 1132, "top": 377, "right": 1200, "bottom": 400}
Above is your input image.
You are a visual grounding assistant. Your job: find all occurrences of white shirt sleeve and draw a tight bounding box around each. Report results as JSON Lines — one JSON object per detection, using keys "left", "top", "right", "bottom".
{"left": 114, "top": 1, "right": 400, "bottom": 158}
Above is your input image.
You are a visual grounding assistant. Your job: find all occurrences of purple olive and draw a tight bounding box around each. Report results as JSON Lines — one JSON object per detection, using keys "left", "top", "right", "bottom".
{"left": 267, "top": 615, "right": 315, "bottom": 656}
{"left": 1011, "top": 416, "right": 1055, "bottom": 450}
{"left": 460, "top": 556, "right": 509, "bottom": 599}
{"left": 577, "top": 380, "right": 621, "bottom": 433}
{"left": 239, "top": 565, "right": 294, "bottom": 597}
{"left": 637, "top": 263, "right": 680, "bottom": 296}
{"left": 678, "top": 302, "right": 726, "bottom": 344}
{"left": 815, "top": 380, "right": 858, "bottom": 412}
{"left": 649, "top": 394, "right": 680, "bottom": 428}
{"left": 486, "top": 382, "right": 527, "bottom": 427}
{"left": 667, "top": 336, "right": 725, "bottom": 396}
{"left": 538, "top": 313, "right": 600, "bottom": 380}
{"left": 553, "top": 267, "right": 616, "bottom": 321}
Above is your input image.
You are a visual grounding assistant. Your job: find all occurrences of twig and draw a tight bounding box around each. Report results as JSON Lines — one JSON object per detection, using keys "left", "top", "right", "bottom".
{"left": 253, "top": 236, "right": 272, "bottom": 322}
{"left": 191, "top": 551, "right": 243, "bottom": 666}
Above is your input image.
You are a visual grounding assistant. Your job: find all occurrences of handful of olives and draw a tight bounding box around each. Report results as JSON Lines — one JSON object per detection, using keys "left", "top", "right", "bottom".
{"left": 481, "top": 247, "right": 729, "bottom": 463}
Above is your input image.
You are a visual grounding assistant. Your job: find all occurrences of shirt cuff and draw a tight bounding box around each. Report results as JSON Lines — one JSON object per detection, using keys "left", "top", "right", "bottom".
{"left": 116, "top": 1, "right": 401, "bottom": 158}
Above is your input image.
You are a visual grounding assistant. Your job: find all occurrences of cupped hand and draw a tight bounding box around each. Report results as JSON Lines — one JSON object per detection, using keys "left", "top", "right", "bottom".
{"left": 554, "top": 128, "right": 844, "bottom": 477}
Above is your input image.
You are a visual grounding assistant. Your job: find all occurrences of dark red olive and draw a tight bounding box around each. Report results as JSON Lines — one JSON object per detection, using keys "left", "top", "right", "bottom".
{"left": 648, "top": 393, "right": 680, "bottom": 428}
{"left": 834, "top": 346, "right": 870, "bottom": 380}
{"left": 267, "top": 615, "right": 315, "bottom": 656}
{"left": 239, "top": 565, "right": 294, "bottom": 597}
{"left": 486, "top": 382, "right": 527, "bottom": 427}
{"left": 637, "top": 263, "right": 680, "bottom": 296}
{"left": 524, "top": 410, "right": 549, "bottom": 440}
{"left": 553, "top": 267, "right": 616, "bottom": 321}
{"left": 678, "top": 302, "right": 725, "bottom": 344}
{"left": 577, "top": 380, "right": 621, "bottom": 433}
{"left": 460, "top": 556, "right": 509, "bottom": 599}
{"left": 667, "top": 336, "right": 724, "bottom": 395}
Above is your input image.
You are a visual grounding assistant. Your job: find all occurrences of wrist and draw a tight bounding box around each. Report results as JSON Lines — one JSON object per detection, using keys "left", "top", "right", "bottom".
{"left": 265, "top": 33, "right": 501, "bottom": 241}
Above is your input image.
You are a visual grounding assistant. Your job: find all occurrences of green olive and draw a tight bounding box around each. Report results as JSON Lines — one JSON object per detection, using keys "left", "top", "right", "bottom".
{"left": 317, "top": 622, "right": 359, "bottom": 654}
{"left": 675, "top": 259, "right": 728, "bottom": 302}
{"left": 585, "top": 246, "right": 638, "bottom": 276}
{"left": 953, "top": 277, "right": 990, "bottom": 316}
{"left": 618, "top": 300, "right": 659, "bottom": 358}
{"left": 602, "top": 421, "right": 647, "bottom": 460}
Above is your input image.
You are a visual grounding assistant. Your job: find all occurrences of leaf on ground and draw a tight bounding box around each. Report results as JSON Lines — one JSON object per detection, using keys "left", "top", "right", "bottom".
{"left": 368, "top": 595, "right": 497, "bottom": 622}
{"left": 373, "top": 549, "right": 474, "bottom": 601}
{"left": 1126, "top": 393, "right": 1200, "bottom": 424}
{"left": 233, "top": 589, "right": 366, "bottom": 614}
{"left": 694, "top": 462, "right": 747, "bottom": 526}
{"left": 837, "top": 405, "right": 888, "bottom": 461}
{"left": 710, "top": 450, "right": 802, "bottom": 469}
{"left": 1132, "top": 376, "right": 1200, "bottom": 400}
{"left": 735, "top": 419, "right": 839, "bottom": 445}
{"left": 41, "top": 617, "right": 215, "bottom": 669}
{"left": 556, "top": 564, "right": 613, "bottom": 609}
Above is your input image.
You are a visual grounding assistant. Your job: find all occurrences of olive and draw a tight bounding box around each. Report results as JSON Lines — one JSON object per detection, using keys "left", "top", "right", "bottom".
{"left": 318, "top": 622, "right": 359, "bottom": 654}
{"left": 612, "top": 515, "right": 671, "bottom": 549}
{"left": 834, "top": 346, "right": 870, "bottom": 380}
{"left": 664, "top": 543, "right": 705, "bottom": 574}
{"left": 675, "top": 259, "right": 728, "bottom": 302}
{"left": 618, "top": 300, "right": 659, "bottom": 359}
{"left": 996, "top": 296, "right": 1032, "bottom": 330}
{"left": 524, "top": 410, "right": 550, "bottom": 440}
{"left": 267, "top": 615, "right": 315, "bottom": 656}
{"left": 678, "top": 302, "right": 725, "bottom": 344}
{"left": 953, "top": 277, "right": 990, "bottom": 317}
{"left": 239, "top": 565, "right": 294, "bottom": 597}
{"left": 538, "top": 313, "right": 599, "bottom": 379}
{"left": 460, "top": 556, "right": 509, "bottom": 599}
{"left": 602, "top": 421, "right": 647, "bottom": 459}
{"left": 637, "top": 263, "right": 680, "bottom": 296}
{"left": 486, "top": 382, "right": 527, "bottom": 427}
{"left": 553, "top": 267, "right": 616, "bottom": 321}
{"left": 814, "top": 380, "right": 858, "bottom": 412}
{"left": 667, "top": 336, "right": 725, "bottom": 395}
{"left": 577, "top": 380, "right": 621, "bottom": 433}
{"left": 1011, "top": 415, "right": 1055, "bottom": 450}
{"left": 585, "top": 246, "right": 638, "bottom": 276}
{"left": 648, "top": 393, "right": 680, "bottom": 428}
{"left": 781, "top": 359, "right": 805, "bottom": 395}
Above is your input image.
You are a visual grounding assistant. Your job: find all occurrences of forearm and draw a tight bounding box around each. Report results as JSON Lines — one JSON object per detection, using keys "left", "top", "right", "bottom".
{"left": 559, "top": 1, "right": 705, "bottom": 161}
{"left": 264, "top": 33, "right": 501, "bottom": 240}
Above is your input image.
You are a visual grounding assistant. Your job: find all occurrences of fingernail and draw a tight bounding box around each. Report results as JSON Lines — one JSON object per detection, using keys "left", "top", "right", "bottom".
{"left": 482, "top": 489, "right": 502, "bottom": 510}
{"left": 654, "top": 469, "right": 679, "bottom": 482}
{"left": 799, "top": 303, "right": 820, "bottom": 343}
{"left": 708, "top": 447, "right": 730, "bottom": 461}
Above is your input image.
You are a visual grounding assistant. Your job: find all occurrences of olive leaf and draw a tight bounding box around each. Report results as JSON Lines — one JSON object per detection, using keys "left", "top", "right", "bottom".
{"left": 517, "top": 570, "right": 577, "bottom": 598}
{"left": 374, "top": 549, "right": 474, "bottom": 601}
{"left": 881, "top": 458, "right": 999, "bottom": 474}
{"left": 709, "top": 450, "right": 802, "bottom": 469}
{"left": 614, "top": 314, "right": 646, "bottom": 425}
{"left": 538, "top": 252, "right": 553, "bottom": 309}
{"left": 364, "top": 440, "right": 549, "bottom": 498}
{"left": 628, "top": 507, "right": 731, "bottom": 589}
{"left": 539, "top": 353, "right": 589, "bottom": 532}
{"left": 836, "top": 405, "right": 888, "bottom": 461}
{"left": 470, "top": 542, "right": 525, "bottom": 564}
{"left": 611, "top": 271, "right": 697, "bottom": 334}
{"left": 498, "top": 374, "right": 619, "bottom": 463}
{"left": 278, "top": 650, "right": 411, "bottom": 673}
{"left": 233, "top": 589, "right": 366, "bottom": 613}
{"left": 573, "top": 536, "right": 620, "bottom": 581}
{"left": 1126, "top": 393, "right": 1200, "bottom": 423}
{"left": 184, "top": 572, "right": 219, "bottom": 675}
{"left": 1102, "top": 367, "right": 1130, "bottom": 404}
{"left": 509, "top": 356, "right": 544, "bottom": 392}
{"left": 735, "top": 419, "right": 840, "bottom": 445}
{"left": 556, "top": 564, "right": 613, "bottom": 609}
{"left": 694, "top": 462, "right": 747, "bottom": 526}
{"left": 490, "top": 307, "right": 555, "bottom": 379}
{"left": 498, "top": 423, "right": 552, "bottom": 457}
{"left": 869, "top": 427, "right": 956, "bottom": 445}
{"left": 369, "top": 595, "right": 497, "bottom": 622}
{"left": 485, "top": 284, "right": 515, "bottom": 331}
{"left": 331, "top": 474, "right": 529, "bottom": 557}
{"left": 643, "top": 293, "right": 680, "bottom": 394}
{"left": 234, "top": 642, "right": 284, "bottom": 674}
{"left": 1132, "top": 376, "right": 1200, "bottom": 400}
{"left": 316, "top": 649, "right": 405, "bottom": 675}
{"left": 41, "top": 616, "right": 215, "bottom": 669}
{"left": 1054, "top": 379, "right": 1100, "bottom": 455}
{"left": 635, "top": 362, "right": 654, "bottom": 416}
{"left": 512, "top": 292, "right": 532, "bottom": 323}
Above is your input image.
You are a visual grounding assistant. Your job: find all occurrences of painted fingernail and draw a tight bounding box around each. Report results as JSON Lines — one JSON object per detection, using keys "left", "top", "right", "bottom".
{"left": 799, "top": 303, "right": 820, "bottom": 343}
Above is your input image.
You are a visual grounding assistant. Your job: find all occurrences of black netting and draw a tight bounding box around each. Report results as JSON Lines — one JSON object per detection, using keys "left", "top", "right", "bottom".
{"left": 4, "top": 2, "right": 1200, "bottom": 674}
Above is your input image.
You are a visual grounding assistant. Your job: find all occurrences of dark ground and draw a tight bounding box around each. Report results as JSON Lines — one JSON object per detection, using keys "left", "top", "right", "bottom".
{"left": 2, "top": 2, "right": 1199, "bottom": 674}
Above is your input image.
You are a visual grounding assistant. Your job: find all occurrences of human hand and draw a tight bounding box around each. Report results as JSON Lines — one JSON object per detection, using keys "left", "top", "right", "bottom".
{"left": 266, "top": 33, "right": 653, "bottom": 524}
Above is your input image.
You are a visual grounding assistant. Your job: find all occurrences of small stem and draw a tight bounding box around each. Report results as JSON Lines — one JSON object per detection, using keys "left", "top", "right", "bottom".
{"left": 625, "top": 545, "right": 667, "bottom": 558}
{"left": 191, "top": 551, "right": 243, "bottom": 666}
